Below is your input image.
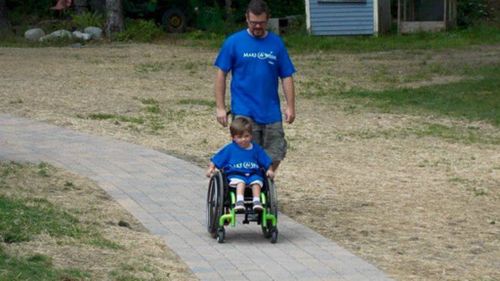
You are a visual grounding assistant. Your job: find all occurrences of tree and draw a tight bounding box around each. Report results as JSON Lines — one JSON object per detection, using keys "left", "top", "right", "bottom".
{"left": 105, "top": 0, "right": 123, "bottom": 37}
{"left": 0, "top": 0, "right": 10, "bottom": 33}
{"left": 225, "top": 0, "right": 231, "bottom": 15}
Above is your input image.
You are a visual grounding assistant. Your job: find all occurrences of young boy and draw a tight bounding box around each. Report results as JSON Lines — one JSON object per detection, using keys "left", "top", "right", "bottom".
{"left": 207, "top": 117, "right": 275, "bottom": 212}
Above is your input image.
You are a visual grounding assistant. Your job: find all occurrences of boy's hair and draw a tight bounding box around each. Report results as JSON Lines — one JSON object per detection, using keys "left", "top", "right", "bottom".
{"left": 246, "top": 0, "right": 269, "bottom": 17}
{"left": 230, "top": 117, "right": 253, "bottom": 137}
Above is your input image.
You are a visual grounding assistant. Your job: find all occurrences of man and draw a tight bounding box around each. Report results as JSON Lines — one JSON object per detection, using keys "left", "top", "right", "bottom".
{"left": 214, "top": 0, "right": 296, "bottom": 173}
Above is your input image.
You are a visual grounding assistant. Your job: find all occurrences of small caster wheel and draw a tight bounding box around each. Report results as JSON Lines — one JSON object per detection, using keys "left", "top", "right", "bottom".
{"left": 270, "top": 228, "right": 278, "bottom": 244}
{"left": 262, "top": 224, "right": 272, "bottom": 238}
{"left": 217, "top": 227, "right": 225, "bottom": 243}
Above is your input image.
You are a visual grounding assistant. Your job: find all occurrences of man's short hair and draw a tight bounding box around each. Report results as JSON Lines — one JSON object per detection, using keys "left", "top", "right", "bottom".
{"left": 230, "top": 117, "right": 253, "bottom": 136}
{"left": 246, "top": 0, "right": 270, "bottom": 16}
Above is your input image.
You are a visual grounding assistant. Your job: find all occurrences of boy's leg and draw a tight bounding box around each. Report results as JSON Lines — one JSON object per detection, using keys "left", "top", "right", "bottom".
{"left": 251, "top": 183, "right": 261, "bottom": 199}
{"left": 229, "top": 176, "right": 246, "bottom": 211}
{"left": 251, "top": 183, "right": 263, "bottom": 212}
{"left": 236, "top": 182, "right": 245, "bottom": 200}
{"left": 234, "top": 182, "right": 245, "bottom": 211}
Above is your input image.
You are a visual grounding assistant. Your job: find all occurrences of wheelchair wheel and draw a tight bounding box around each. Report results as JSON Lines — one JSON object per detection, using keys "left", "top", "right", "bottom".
{"left": 270, "top": 227, "right": 278, "bottom": 244}
{"left": 217, "top": 227, "right": 225, "bottom": 243}
{"left": 207, "top": 171, "right": 224, "bottom": 238}
{"left": 262, "top": 178, "right": 278, "bottom": 240}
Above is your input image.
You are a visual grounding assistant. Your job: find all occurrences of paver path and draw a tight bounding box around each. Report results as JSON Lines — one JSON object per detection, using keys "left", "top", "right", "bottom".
{"left": 0, "top": 115, "right": 394, "bottom": 281}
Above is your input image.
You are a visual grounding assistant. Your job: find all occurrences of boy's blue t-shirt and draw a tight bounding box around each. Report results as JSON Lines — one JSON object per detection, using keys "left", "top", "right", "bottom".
{"left": 211, "top": 141, "right": 272, "bottom": 176}
{"left": 214, "top": 29, "right": 296, "bottom": 124}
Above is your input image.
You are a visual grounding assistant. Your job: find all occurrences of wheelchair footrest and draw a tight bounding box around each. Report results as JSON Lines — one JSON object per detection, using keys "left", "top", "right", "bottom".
{"left": 242, "top": 212, "right": 259, "bottom": 224}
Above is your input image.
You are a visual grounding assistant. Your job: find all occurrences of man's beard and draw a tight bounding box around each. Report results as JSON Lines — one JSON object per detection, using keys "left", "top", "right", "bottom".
{"left": 251, "top": 28, "right": 265, "bottom": 37}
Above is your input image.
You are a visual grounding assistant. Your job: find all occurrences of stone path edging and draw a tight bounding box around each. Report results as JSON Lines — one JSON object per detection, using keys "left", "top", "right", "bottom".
{"left": 0, "top": 115, "right": 394, "bottom": 281}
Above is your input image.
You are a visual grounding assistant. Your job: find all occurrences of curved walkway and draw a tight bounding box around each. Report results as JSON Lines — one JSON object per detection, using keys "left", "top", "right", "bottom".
{"left": 0, "top": 115, "right": 394, "bottom": 281}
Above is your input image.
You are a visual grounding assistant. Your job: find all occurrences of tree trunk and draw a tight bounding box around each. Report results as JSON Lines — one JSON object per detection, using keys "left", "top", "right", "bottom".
{"left": 224, "top": 0, "right": 232, "bottom": 21}
{"left": 105, "top": 0, "right": 124, "bottom": 38}
{"left": 225, "top": 0, "right": 232, "bottom": 14}
{"left": 0, "top": 0, "right": 11, "bottom": 33}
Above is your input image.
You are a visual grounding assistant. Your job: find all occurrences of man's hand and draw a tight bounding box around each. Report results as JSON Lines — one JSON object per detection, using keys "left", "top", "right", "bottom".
{"left": 285, "top": 106, "right": 295, "bottom": 124}
{"left": 282, "top": 76, "right": 295, "bottom": 124}
{"left": 215, "top": 69, "right": 228, "bottom": 127}
{"left": 216, "top": 108, "right": 228, "bottom": 127}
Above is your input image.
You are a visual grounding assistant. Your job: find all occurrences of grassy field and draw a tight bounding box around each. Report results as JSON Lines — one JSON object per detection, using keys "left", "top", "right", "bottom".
{"left": 0, "top": 28, "right": 499, "bottom": 280}
{"left": 339, "top": 65, "right": 499, "bottom": 126}
{"left": 284, "top": 25, "right": 500, "bottom": 53}
{"left": 0, "top": 162, "right": 196, "bottom": 281}
{"left": 172, "top": 24, "right": 500, "bottom": 52}
{"left": 2, "top": 23, "right": 500, "bottom": 53}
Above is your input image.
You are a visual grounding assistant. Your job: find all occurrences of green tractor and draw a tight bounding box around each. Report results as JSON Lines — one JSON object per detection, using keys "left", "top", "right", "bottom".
{"left": 123, "top": 0, "right": 194, "bottom": 33}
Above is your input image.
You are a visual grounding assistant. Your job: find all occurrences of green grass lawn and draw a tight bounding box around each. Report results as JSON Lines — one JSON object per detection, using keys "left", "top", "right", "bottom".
{"left": 3, "top": 22, "right": 498, "bottom": 53}
{"left": 0, "top": 162, "right": 124, "bottom": 281}
{"left": 341, "top": 65, "right": 500, "bottom": 126}
{"left": 175, "top": 24, "right": 500, "bottom": 53}
{"left": 0, "top": 247, "right": 89, "bottom": 281}
{"left": 284, "top": 24, "right": 500, "bottom": 53}
{"left": 0, "top": 195, "right": 91, "bottom": 280}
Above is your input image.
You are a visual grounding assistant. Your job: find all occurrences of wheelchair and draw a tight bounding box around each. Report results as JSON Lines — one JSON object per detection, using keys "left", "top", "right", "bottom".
{"left": 206, "top": 170, "right": 279, "bottom": 243}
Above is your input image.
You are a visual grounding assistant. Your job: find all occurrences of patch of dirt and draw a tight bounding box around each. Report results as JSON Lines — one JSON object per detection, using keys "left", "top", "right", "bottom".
{"left": 0, "top": 43, "right": 499, "bottom": 281}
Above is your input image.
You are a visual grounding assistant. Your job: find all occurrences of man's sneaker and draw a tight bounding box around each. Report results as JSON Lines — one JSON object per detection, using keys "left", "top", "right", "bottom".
{"left": 253, "top": 201, "right": 263, "bottom": 212}
{"left": 234, "top": 201, "right": 245, "bottom": 212}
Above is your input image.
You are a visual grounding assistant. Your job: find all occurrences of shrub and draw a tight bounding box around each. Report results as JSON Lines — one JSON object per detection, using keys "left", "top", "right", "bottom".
{"left": 116, "top": 19, "right": 163, "bottom": 42}
{"left": 457, "top": 0, "right": 493, "bottom": 26}
{"left": 72, "top": 11, "right": 105, "bottom": 29}
{"left": 195, "top": 6, "right": 226, "bottom": 32}
{"left": 6, "top": 0, "right": 54, "bottom": 22}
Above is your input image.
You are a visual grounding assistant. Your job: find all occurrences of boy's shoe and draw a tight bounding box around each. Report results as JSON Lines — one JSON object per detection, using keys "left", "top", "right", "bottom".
{"left": 252, "top": 201, "right": 263, "bottom": 212}
{"left": 234, "top": 201, "right": 245, "bottom": 212}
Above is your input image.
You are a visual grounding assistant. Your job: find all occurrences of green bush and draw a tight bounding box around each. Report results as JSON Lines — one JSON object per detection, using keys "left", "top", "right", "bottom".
{"left": 116, "top": 19, "right": 163, "bottom": 42}
{"left": 36, "top": 19, "right": 74, "bottom": 34}
{"left": 72, "top": 11, "right": 105, "bottom": 29}
{"left": 196, "top": 6, "right": 226, "bottom": 32}
{"left": 220, "top": 0, "right": 305, "bottom": 20}
{"left": 457, "top": 0, "right": 493, "bottom": 26}
{"left": 6, "top": 0, "right": 54, "bottom": 23}
{"left": 267, "top": 0, "right": 305, "bottom": 18}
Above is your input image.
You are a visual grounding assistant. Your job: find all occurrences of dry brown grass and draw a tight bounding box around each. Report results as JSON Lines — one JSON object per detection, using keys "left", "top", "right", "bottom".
{"left": 0, "top": 43, "right": 499, "bottom": 281}
{"left": 0, "top": 162, "right": 196, "bottom": 280}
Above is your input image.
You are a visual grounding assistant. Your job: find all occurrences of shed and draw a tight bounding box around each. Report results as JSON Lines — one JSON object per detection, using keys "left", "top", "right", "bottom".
{"left": 397, "top": 0, "right": 457, "bottom": 34}
{"left": 305, "top": 0, "right": 391, "bottom": 36}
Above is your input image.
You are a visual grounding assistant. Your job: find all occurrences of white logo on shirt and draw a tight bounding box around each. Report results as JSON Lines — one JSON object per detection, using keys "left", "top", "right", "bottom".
{"left": 231, "top": 162, "right": 259, "bottom": 169}
{"left": 243, "top": 52, "right": 276, "bottom": 61}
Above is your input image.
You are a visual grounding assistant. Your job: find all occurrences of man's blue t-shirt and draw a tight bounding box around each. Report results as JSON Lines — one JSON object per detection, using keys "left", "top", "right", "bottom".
{"left": 211, "top": 141, "right": 272, "bottom": 177}
{"left": 214, "top": 29, "right": 296, "bottom": 124}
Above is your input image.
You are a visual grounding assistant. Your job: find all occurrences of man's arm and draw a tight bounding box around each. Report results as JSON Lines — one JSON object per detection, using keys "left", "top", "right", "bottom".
{"left": 282, "top": 76, "right": 296, "bottom": 124}
{"left": 215, "top": 68, "right": 228, "bottom": 127}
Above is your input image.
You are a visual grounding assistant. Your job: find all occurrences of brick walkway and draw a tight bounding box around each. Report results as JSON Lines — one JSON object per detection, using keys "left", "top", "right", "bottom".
{"left": 0, "top": 115, "right": 394, "bottom": 281}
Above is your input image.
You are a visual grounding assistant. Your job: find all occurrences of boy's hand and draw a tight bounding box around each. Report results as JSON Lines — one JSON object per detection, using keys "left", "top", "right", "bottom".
{"left": 206, "top": 167, "right": 215, "bottom": 178}
{"left": 206, "top": 162, "right": 216, "bottom": 178}
{"left": 266, "top": 169, "right": 275, "bottom": 179}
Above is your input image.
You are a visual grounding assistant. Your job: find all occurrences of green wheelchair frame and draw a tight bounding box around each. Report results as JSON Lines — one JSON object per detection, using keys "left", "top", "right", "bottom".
{"left": 206, "top": 170, "right": 279, "bottom": 243}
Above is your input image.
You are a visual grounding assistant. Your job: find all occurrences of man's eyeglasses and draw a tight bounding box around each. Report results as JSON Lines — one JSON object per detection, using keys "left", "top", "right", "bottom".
{"left": 248, "top": 20, "right": 268, "bottom": 26}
